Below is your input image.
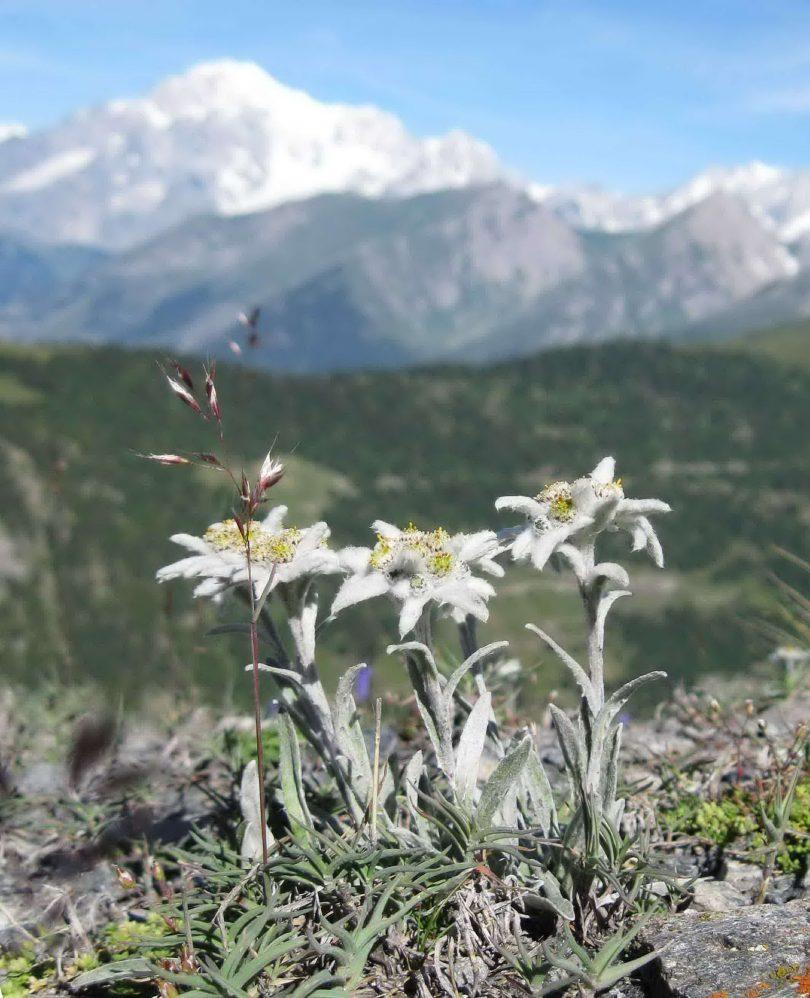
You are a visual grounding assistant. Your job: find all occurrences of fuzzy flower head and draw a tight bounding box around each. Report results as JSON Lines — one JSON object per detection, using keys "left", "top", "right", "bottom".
{"left": 769, "top": 645, "right": 810, "bottom": 675}
{"left": 496, "top": 457, "right": 670, "bottom": 571}
{"left": 331, "top": 521, "right": 503, "bottom": 637}
{"left": 157, "top": 505, "right": 340, "bottom": 599}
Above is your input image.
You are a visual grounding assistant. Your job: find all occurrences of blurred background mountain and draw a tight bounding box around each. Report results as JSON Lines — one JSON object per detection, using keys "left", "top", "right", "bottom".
{"left": 1, "top": 62, "right": 810, "bottom": 368}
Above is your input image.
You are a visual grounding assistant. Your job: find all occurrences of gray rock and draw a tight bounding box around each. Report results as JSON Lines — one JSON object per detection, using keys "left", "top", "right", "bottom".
{"left": 761, "top": 691, "right": 810, "bottom": 739}
{"left": 17, "top": 762, "right": 63, "bottom": 796}
{"left": 721, "top": 858, "right": 762, "bottom": 896}
{"left": 602, "top": 982, "right": 646, "bottom": 998}
{"left": 764, "top": 873, "right": 803, "bottom": 905}
{"left": 642, "top": 898, "right": 809, "bottom": 997}
{"left": 691, "top": 877, "right": 748, "bottom": 912}
{"left": 0, "top": 891, "right": 30, "bottom": 952}
{"left": 671, "top": 854, "right": 701, "bottom": 878}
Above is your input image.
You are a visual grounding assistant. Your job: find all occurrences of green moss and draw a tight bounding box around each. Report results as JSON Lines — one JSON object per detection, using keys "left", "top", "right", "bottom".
{"left": 0, "top": 949, "right": 52, "bottom": 997}
{"left": 218, "top": 725, "right": 281, "bottom": 773}
{"left": 663, "top": 793, "right": 756, "bottom": 846}
{"left": 100, "top": 912, "right": 170, "bottom": 955}
{"left": 770, "top": 963, "right": 801, "bottom": 980}
{"left": 71, "top": 951, "right": 102, "bottom": 972}
{"left": 662, "top": 776, "right": 810, "bottom": 874}
{"left": 0, "top": 915, "right": 171, "bottom": 997}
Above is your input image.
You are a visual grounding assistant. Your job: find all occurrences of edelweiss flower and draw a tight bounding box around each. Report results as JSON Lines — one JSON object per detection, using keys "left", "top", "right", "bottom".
{"left": 496, "top": 457, "right": 670, "bottom": 571}
{"left": 331, "top": 522, "right": 503, "bottom": 637}
{"left": 157, "top": 505, "right": 340, "bottom": 599}
{"left": 769, "top": 645, "right": 810, "bottom": 673}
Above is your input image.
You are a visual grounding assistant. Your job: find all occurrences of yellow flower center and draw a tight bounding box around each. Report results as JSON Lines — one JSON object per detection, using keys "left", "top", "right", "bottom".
{"left": 537, "top": 482, "right": 575, "bottom": 522}
{"left": 369, "top": 524, "right": 456, "bottom": 581}
{"left": 429, "top": 551, "right": 454, "bottom": 577}
{"left": 368, "top": 535, "right": 392, "bottom": 569}
{"left": 204, "top": 519, "right": 302, "bottom": 564}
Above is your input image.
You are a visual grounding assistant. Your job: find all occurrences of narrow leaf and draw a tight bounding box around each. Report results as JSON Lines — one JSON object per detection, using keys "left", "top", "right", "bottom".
{"left": 207, "top": 622, "right": 253, "bottom": 637}
{"left": 549, "top": 704, "right": 585, "bottom": 791}
{"left": 387, "top": 640, "right": 441, "bottom": 680}
{"left": 334, "top": 664, "right": 365, "bottom": 732}
{"left": 454, "top": 692, "right": 491, "bottom": 811}
{"left": 530, "top": 870, "right": 575, "bottom": 922}
{"left": 278, "top": 713, "right": 312, "bottom": 832}
{"left": 521, "top": 746, "right": 557, "bottom": 833}
{"left": 605, "top": 670, "right": 667, "bottom": 714}
{"left": 72, "top": 959, "right": 154, "bottom": 988}
{"left": 598, "top": 949, "right": 661, "bottom": 989}
{"left": 477, "top": 735, "right": 531, "bottom": 829}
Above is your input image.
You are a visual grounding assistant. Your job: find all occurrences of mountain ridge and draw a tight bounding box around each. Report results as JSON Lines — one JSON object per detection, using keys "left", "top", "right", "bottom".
{"left": 3, "top": 183, "right": 805, "bottom": 369}
{"left": 1, "top": 60, "right": 810, "bottom": 366}
{"left": 0, "top": 59, "right": 505, "bottom": 250}
{"left": 2, "top": 60, "right": 810, "bottom": 254}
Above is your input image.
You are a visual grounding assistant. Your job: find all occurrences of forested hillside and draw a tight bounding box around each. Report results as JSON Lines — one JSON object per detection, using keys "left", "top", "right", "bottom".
{"left": 0, "top": 339, "right": 806, "bottom": 706}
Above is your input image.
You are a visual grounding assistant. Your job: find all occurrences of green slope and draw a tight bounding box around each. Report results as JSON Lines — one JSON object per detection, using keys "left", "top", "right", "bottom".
{"left": 725, "top": 317, "right": 810, "bottom": 370}
{"left": 0, "top": 339, "right": 806, "bottom": 709}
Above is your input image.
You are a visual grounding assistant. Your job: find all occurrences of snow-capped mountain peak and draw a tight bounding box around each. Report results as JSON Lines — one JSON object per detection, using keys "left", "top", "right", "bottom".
{"left": 0, "top": 60, "right": 505, "bottom": 248}
{"left": 676, "top": 161, "right": 784, "bottom": 199}
{"left": 150, "top": 59, "right": 311, "bottom": 116}
{"left": 538, "top": 159, "right": 810, "bottom": 247}
{"left": 0, "top": 60, "right": 808, "bottom": 260}
{"left": 0, "top": 123, "right": 28, "bottom": 144}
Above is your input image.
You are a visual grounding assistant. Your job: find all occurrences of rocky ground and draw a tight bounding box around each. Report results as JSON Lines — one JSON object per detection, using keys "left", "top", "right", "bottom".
{"left": 0, "top": 678, "right": 807, "bottom": 997}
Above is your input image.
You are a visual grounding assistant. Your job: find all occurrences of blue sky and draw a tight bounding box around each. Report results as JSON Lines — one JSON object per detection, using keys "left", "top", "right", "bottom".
{"left": 2, "top": 0, "right": 810, "bottom": 191}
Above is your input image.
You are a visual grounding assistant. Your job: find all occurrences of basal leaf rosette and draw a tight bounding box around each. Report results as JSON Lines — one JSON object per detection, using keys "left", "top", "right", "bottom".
{"left": 156, "top": 505, "right": 340, "bottom": 599}
{"left": 331, "top": 521, "right": 503, "bottom": 637}
{"left": 496, "top": 457, "right": 671, "bottom": 572}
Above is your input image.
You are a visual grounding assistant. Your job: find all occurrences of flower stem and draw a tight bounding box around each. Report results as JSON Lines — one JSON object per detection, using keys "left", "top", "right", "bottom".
{"left": 411, "top": 610, "right": 456, "bottom": 779}
{"left": 580, "top": 542, "right": 605, "bottom": 708}
{"left": 459, "top": 614, "right": 486, "bottom": 695}
{"left": 246, "top": 545, "right": 270, "bottom": 867}
{"left": 248, "top": 620, "right": 269, "bottom": 866}
{"left": 370, "top": 697, "right": 382, "bottom": 844}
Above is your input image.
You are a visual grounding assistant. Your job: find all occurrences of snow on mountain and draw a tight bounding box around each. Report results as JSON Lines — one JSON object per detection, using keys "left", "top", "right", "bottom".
{"left": 0, "top": 57, "right": 808, "bottom": 277}
{"left": 0, "top": 60, "right": 505, "bottom": 248}
{"left": 0, "top": 124, "right": 28, "bottom": 144}
{"left": 530, "top": 183, "right": 661, "bottom": 231}
{"left": 2, "top": 147, "right": 97, "bottom": 193}
{"left": 537, "top": 161, "right": 810, "bottom": 248}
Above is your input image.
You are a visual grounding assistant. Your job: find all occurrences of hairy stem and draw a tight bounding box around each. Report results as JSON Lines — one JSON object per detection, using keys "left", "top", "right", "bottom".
{"left": 281, "top": 588, "right": 364, "bottom": 823}
{"left": 411, "top": 610, "right": 456, "bottom": 778}
{"left": 246, "top": 553, "right": 271, "bottom": 867}
{"left": 579, "top": 542, "right": 605, "bottom": 709}
{"left": 459, "top": 614, "right": 486, "bottom": 695}
{"left": 370, "top": 697, "right": 382, "bottom": 844}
